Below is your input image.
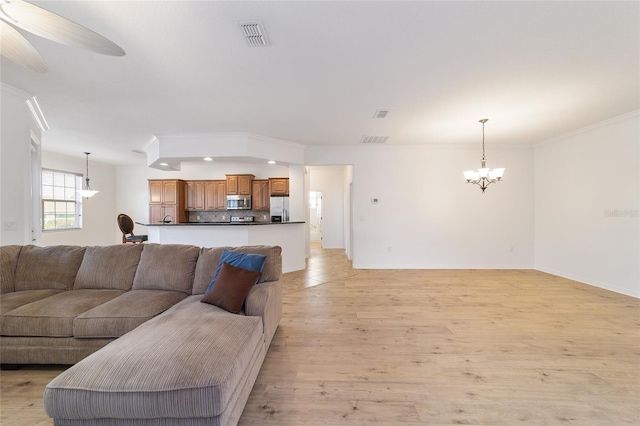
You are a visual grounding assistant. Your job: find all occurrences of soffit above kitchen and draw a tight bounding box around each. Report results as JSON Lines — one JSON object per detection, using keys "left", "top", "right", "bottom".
{"left": 1, "top": 1, "right": 638, "bottom": 166}
{"left": 147, "top": 133, "right": 306, "bottom": 170}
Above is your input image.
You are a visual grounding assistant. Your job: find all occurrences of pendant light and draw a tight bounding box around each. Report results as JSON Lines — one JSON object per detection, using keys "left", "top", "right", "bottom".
{"left": 77, "top": 152, "right": 99, "bottom": 198}
{"left": 463, "top": 119, "right": 505, "bottom": 193}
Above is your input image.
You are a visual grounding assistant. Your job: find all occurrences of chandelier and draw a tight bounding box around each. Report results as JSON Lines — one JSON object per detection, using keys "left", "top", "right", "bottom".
{"left": 463, "top": 119, "right": 505, "bottom": 193}
{"left": 77, "top": 152, "right": 99, "bottom": 198}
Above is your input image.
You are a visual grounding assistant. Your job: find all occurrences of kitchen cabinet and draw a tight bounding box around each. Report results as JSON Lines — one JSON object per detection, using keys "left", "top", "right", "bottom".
{"left": 252, "top": 179, "right": 270, "bottom": 211}
{"left": 226, "top": 174, "right": 254, "bottom": 196}
{"left": 148, "top": 179, "right": 187, "bottom": 223}
{"left": 186, "top": 180, "right": 226, "bottom": 211}
{"left": 269, "top": 178, "right": 289, "bottom": 196}
{"left": 205, "top": 180, "right": 227, "bottom": 210}
{"left": 185, "top": 181, "right": 205, "bottom": 211}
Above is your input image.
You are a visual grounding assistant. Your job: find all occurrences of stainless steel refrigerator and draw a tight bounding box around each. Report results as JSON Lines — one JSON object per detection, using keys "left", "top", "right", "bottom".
{"left": 270, "top": 196, "right": 289, "bottom": 222}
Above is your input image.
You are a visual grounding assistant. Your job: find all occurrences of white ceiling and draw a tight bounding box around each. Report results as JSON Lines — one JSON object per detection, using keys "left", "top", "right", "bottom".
{"left": 1, "top": 1, "right": 638, "bottom": 166}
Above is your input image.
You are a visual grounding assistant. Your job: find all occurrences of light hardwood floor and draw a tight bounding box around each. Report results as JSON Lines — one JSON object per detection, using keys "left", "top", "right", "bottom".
{"left": 2, "top": 244, "right": 638, "bottom": 425}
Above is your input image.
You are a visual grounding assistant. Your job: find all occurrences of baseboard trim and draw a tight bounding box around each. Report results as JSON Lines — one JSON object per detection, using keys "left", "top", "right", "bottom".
{"left": 535, "top": 267, "right": 639, "bottom": 299}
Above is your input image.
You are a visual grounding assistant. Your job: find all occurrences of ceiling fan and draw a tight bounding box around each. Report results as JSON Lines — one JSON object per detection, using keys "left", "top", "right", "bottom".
{"left": 0, "top": 0, "right": 124, "bottom": 73}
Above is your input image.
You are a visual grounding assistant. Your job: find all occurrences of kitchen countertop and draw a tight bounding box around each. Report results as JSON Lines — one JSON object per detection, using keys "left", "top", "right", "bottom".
{"left": 142, "top": 221, "right": 305, "bottom": 226}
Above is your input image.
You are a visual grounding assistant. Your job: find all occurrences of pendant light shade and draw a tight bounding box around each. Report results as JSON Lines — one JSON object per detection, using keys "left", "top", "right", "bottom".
{"left": 77, "top": 152, "right": 99, "bottom": 198}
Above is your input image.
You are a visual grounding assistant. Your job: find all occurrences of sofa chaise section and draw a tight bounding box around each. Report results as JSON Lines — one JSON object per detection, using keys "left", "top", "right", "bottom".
{"left": 43, "top": 244, "right": 283, "bottom": 426}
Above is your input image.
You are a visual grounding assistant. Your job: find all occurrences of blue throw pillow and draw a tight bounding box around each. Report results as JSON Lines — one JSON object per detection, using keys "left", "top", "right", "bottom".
{"left": 205, "top": 250, "right": 267, "bottom": 293}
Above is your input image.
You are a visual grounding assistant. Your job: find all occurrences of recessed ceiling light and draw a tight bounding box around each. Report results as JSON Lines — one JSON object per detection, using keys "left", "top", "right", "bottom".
{"left": 159, "top": 162, "right": 169, "bottom": 166}
{"left": 267, "top": 160, "right": 276, "bottom": 164}
{"left": 203, "top": 157, "right": 213, "bottom": 161}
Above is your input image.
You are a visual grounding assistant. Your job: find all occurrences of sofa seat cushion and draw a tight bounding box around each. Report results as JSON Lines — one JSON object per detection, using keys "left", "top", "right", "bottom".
{"left": 74, "top": 290, "right": 188, "bottom": 338}
{"left": 0, "top": 289, "right": 63, "bottom": 316}
{"left": 1, "top": 289, "right": 125, "bottom": 337}
{"left": 44, "top": 296, "right": 264, "bottom": 420}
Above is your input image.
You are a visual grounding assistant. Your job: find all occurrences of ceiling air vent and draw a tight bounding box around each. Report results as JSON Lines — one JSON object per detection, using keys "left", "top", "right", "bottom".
{"left": 360, "top": 135, "right": 389, "bottom": 144}
{"left": 238, "top": 21, "right": 270, "bottom": 47}
{"left": 373, "top": 110, "right": 389, "bottom": 119}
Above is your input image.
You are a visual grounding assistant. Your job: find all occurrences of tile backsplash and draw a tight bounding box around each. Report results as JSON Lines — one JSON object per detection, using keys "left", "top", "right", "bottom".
{"left": 187, "top": 210, "right": 271, "bottom": 223}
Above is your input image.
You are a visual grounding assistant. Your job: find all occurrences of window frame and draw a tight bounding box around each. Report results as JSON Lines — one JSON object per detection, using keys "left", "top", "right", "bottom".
{"left": 41, "top": 168, "right": 83, "bottom": 231}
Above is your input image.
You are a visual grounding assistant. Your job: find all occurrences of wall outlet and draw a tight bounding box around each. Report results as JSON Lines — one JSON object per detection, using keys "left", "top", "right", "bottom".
{"left": 196, "top": 215, "right": 201, "bottom": 221}
{"left": 4, "top": 221, "right": 17, "bottom": 231}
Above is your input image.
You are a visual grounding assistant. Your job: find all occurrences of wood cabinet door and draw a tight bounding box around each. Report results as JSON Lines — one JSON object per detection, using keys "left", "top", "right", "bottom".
{"left": 149, "top": 205, "right": 164, "bottom": 223}
{"left": 252, "top": 180, "right": 264, "bottom": 210}
{"left": 162, "top": 180, "right": 178, "bottom": 204}
{"left": 186, "top": 181, "right": 205, "bottom": 210}
{"left": 270, "top": 178, "right": 289, "bottom": 196}
{"left": 252, "top": 180, "right": 270, "bottom": 210}
{"left": 161, "top": 205, "right": 178, "bottom": 223}
{"left": 238, "top": 175, "right": 252, "bottom": 195}
{"left": 205, "top": 181, "right": 227, "bottom": 210}
{"left": 214, "top": 181, "right": 227, "bottom": 210}
{"left": 226, "top": 175, "right": 238, "bottom": 195}
{"left": 149, "top": 181, "right": 163, "bottom": 204}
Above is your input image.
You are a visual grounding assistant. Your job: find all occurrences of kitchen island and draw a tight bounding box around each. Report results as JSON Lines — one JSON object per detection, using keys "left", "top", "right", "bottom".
{"left": 144, "top": 221, "right": 305, "bottom": 273}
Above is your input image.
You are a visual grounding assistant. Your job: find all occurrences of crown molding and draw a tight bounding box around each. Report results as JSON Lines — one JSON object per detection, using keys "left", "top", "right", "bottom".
{"left": 1, "top": 83, "right": 32, "bottom": 99}
{"left": 304, "top": 142, "right": 532, "bottom": 151}
{"left": 534, "top": 110, "right": 640, "bottom": 147}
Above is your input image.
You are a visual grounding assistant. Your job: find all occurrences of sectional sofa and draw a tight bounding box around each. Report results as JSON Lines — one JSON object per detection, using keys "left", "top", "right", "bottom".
{"left": 0, "top": 243, "right": 283, "bottom": 425}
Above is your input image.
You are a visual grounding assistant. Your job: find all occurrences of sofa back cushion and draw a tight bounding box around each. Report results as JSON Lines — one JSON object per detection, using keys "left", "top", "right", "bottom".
{"left": 15, "top": 245, "right": 86, "bottom": 291}
{"left": 132, "top": 244, "right": 200, "bottom": 294}
{"left": 192, "top": 245, "right": 282, "bottom": 295}
{"left": 74, "top": 244, "right": 144, "bottom": 290}
{"left": 0, "top": 245, "right": 22, "bottom": 293}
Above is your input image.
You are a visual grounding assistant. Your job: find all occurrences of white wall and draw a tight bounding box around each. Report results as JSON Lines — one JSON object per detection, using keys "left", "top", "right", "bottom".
{"left": 535, "top": 113, "right": 639, "bottom": 297}
{"left": 309, "top": 166, "right": 347, "bottom": 249}
{"left": 116, "top": 161, "right": 294, "bottom": 234}
{"left": 306, "top": 145, "right": 534, "bottom": 268}
{"left": 0, "top": 86, "right": 41, "bottom": 245}
{"left": 40, "top": 152, "right": 118, "bottom": 246}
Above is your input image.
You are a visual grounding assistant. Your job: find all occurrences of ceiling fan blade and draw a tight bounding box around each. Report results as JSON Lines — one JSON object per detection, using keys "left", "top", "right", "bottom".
{"left": 0, "top": 0, "right": 125, "bottom": 56}
{"left": 0, "top": 20, "right": 47, "bottom": 72}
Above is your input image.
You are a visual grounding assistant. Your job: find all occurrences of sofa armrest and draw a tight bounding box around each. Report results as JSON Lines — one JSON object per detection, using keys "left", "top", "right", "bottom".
{"left": 0, "top": 245, "right": 22, "bottom": 294}
{"left": 244, "top": 279, "right": 282, "bottom": 347}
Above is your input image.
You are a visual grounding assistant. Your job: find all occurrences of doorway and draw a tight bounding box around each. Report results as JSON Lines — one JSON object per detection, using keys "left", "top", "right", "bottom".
{"left": 309, "top": 191, "right": 322, "bottom": 243}
{"left": 30, "top": 136, "right": 41, "bottom": 244}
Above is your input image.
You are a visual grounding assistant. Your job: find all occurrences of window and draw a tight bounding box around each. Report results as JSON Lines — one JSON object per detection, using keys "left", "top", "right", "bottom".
{"left": 42, "top": 169, "right": 82, "bottom": 230}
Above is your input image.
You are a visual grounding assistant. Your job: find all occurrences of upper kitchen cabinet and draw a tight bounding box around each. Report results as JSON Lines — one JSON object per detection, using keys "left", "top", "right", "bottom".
{"left": 185, "top": 181, "right": 205, "bottom": 211}
{"left": 226, "top": 174, "right": 254, "bottom": 196}
{"left": 148, "top": 179, "right": 187, "bottom": 223}
{"left": 252, "top": 179, "right": 270, "bottom": 211}
{"left": 269, "top": 178, "right": 289, "bottom": 196}
{"left": 205, "top": 180, "right": 227, "bottom": 210}
{"left": 185, "top": 180, "right": 226, "bottom": 211}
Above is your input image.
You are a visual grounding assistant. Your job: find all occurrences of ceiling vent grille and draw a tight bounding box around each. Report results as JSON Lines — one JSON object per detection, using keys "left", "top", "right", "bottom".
{"left": 238, "top": 21, "right": 270, "bottom": 47}
{"left": 373, "top": 110, "right": 389, "bottom": 119}
{"left": 360, "top": 135, "right": 389, "bottom": 144}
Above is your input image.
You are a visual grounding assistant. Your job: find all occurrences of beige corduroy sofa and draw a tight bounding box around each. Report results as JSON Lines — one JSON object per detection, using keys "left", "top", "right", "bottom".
{"left": 0, "top": 243, "right": 283, "bottom": 425}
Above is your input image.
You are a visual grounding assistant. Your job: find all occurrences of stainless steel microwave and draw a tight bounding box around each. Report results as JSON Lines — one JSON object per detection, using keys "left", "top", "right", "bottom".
{"left": 226, "top": 195, "right": 251, "bottom": 210}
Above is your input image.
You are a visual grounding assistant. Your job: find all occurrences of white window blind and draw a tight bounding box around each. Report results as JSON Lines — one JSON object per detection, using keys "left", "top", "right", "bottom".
{"left": 42, "top": 169, "right": 82, "bottom": 230}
